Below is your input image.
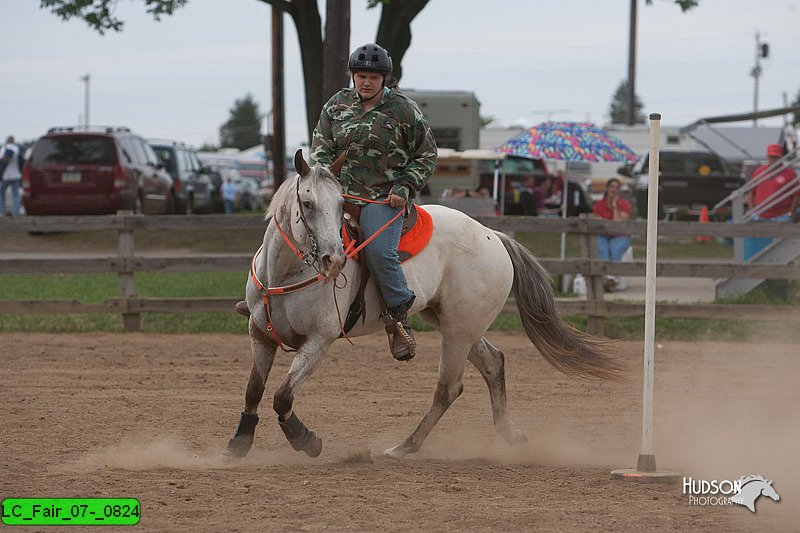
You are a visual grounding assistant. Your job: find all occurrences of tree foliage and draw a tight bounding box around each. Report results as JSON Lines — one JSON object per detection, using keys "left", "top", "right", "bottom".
{"left": 220, "top": 94, "right": 264, "bottom": 150}
{"left": 645, "top": 0, "right": 699, "bottom": 11}
{"left": 608, "top": 80, "right": 646, "bottom": 124}
{"left": 40, "top": 0, "right": 187, "bottom": 34}
{"left": 40, "top": 0, "right": 431, "bottom": 142}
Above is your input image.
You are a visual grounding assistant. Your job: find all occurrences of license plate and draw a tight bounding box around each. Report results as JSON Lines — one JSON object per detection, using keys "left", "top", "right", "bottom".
{"left": 61, "top": 171, "right": 81, "bottom": 183}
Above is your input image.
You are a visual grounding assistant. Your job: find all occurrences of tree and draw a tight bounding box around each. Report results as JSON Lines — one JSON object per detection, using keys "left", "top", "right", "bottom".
{"left": 608, "top": 80, "right": 646, "bottom": 124}
{"left": 220, "top": 94, "right": 264, "bottom": 150}
{"left": 41, "top": 0, "right": 433, "bottom": 142}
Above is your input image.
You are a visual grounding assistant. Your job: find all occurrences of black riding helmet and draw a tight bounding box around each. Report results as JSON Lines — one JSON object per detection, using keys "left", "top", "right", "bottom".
{"left": 348, "top": 43, "right": 393, "bottom": 76}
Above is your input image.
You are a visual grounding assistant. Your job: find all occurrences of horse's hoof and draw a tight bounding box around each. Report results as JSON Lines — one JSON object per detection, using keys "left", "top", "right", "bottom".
{"left": 226, "top": 434, "right": 253, "bottom": 458}
{"left": 303, "top": 433, "right": 323, "bottom": 458}
{"left": 511, "top": 429, "right": 528, "bottom": 446}
{"left": 383, "top": 445, "right": 409, "bottom": 459}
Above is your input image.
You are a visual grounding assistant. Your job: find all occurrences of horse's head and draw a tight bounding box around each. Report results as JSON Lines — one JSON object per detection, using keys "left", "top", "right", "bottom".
{"left": 268, "top": 149, "right": 345, "bottom": 279}
{"left": 761, "top": 480, "right": 780, "bottom": 502}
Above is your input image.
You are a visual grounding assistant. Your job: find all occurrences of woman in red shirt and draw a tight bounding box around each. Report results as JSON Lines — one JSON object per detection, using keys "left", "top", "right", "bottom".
{"left": 592, "top": 178, "right": 632, "bottom": 262}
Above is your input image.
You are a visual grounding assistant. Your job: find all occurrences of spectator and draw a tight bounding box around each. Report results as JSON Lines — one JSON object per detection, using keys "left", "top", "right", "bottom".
{"left": 745, "top": 144, "right": 800, "bottom": 228}
{"left": 221, "top": 175, "right": 238, "bottom": 215}
{"left": 0, "top": 135, "right": 23, "bottom": 218}
{"left": 592, "top": 178, "right": 632, "bottom": 291}
{"left": 743, "top": 143, "right": 799, "bottom": 296}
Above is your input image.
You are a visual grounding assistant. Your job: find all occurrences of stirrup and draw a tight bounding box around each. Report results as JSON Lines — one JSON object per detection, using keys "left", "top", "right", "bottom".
{"left": 383, "top": 315, "right": 416, "bottom": 362}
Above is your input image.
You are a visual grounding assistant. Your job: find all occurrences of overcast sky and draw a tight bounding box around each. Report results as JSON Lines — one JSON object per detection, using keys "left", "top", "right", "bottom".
{"left": 2, "top": 0, "right": 799, "bottom": 150}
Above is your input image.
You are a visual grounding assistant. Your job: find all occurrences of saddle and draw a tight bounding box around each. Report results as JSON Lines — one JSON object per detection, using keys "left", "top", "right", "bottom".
{"left": 340, "top": 203, "right": 433, "bottom": 333}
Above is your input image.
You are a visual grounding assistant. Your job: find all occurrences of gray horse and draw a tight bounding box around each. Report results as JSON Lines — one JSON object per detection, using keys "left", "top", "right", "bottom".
{"left": 227, "top": 150, "right": 622, "bottom": 459}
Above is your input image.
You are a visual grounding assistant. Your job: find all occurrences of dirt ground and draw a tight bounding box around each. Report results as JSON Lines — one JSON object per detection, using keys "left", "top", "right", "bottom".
{"left": 1, "top": 331, "right": 798, "bottom": 532}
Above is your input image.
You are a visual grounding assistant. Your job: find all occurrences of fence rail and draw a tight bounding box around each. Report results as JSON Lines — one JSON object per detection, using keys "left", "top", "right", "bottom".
{"left": 1, "top": 215, "right": 798, "bottom": 333}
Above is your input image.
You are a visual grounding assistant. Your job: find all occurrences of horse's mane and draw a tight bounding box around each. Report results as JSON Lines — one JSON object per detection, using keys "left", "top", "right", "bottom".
{"left": 265, "top": 165, "right": 340, "bottom": 221}
{"left": 266, "top": 172, "right": 299, "bottom": 220}
{"left": 740, "top": 474, "right": 768, "bottom": 485}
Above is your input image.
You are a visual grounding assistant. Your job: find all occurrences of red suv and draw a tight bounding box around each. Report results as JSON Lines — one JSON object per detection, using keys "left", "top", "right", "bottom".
{"left": 23, "top": 127, "right": 176, "bottom": 215}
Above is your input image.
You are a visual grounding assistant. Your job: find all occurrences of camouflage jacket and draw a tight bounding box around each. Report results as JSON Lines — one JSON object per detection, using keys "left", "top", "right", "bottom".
{"left": 310, "top": 87, "right": 437, "bottom": 204}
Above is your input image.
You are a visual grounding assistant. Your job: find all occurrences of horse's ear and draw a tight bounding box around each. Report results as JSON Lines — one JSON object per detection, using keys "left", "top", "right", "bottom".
{"left": 294, "top": 149, "right": 310, "bottom": 177}
{"left": 329, "top": 147, "right": 348, "bottom": 177}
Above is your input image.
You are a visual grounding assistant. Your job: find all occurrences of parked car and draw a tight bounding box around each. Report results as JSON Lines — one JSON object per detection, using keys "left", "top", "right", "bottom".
{"left": 197, "top": 152, "right": 240, "bottom": 213}
{"left": 150, "top": 140, "right": 216, "bottom": 214}
{"left": 23, "top": 127, "right": 176, "bottom": 215}
{"left": 237, "top": 158, "right": 274, "bottom": 200}
{"left": 623, "top": 150, "right": 743, "bottom": 219}
{"left": 234, "top": 176, "right": 266, "bottom": 211}
{"left": 478, "top": 155, "right": 550, "bottom": 215}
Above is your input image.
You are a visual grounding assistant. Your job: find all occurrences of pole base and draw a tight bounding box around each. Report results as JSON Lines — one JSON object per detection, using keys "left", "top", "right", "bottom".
{"left": 611, "top": 454, "right": 681, "bottom": 484}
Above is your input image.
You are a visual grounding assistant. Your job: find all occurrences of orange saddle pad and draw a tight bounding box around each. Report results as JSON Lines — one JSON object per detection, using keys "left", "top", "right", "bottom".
{"left": 343, "top": 205, "right": 433, "bottom": 263}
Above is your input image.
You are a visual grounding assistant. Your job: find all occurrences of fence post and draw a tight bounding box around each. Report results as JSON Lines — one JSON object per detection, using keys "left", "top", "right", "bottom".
{"left": 116, "top": 215, "right": 140, "bottom": 332}
{"left": 580, "top": 225, "right": 605, "bottom": 336}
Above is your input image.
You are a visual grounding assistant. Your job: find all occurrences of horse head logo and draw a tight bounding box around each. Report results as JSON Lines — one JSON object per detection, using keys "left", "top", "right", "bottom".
{"left": 729, "top": 475, "right": 780, "bottom": 513}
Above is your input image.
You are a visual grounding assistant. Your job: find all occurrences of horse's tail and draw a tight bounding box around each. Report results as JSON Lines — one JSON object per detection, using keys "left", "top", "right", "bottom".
{"left": 496, "top": 232, "right": 625, "bottom": 381}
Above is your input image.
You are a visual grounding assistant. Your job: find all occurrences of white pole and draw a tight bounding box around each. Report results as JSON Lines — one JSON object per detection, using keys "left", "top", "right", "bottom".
{"left": 641, "top": 113, "right": 661, "bottom": 461}
{"left": 559, "top": 167, "right": 569, "bottom": 292}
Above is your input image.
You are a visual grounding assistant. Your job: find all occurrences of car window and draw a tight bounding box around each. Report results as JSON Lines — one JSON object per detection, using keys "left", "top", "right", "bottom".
{"left": 137, "top": 139, "right": 160, "bottom": 167}
{"left": 30, "top": 136, "right": 117, "bottom": 166}
{"left": 118, "top": 138, "right": 138, "bottom": 164}
{"left": 641, "top": 152, "right": 727, "bottom": 176}
{"left": 178, "top": 149, "right": 192, "bottom": 175}
{"left": 153, "top": 147, "right": 176, "bottom": 174}
{"left": 480, "top": 157, "right": 547, "bottom": 176}
{"left": 188, "top": 151, "right": 201, "bottom": 172}
{"left": 121, "top": 137, "right": 146, "bottom": 165}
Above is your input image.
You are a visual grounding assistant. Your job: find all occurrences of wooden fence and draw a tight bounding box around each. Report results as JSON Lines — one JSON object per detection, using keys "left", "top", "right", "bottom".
{"left": 1, "top": 214, "right": 799, "bottom": 334}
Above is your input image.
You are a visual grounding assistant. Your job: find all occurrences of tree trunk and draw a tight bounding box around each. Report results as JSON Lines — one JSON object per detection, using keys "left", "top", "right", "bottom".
{"left": 288, "top": 0, "right": 324, "bottom": 143}
{"left": 322, "top": 0, "right": 351, "bottom": 104}
{"left": 375, "top": 0, "right": 430, "bottom": 85}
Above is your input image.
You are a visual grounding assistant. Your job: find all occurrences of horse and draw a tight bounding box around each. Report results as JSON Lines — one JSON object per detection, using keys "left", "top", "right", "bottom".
{"left": 730, "top": 475, "right": 781, "bottom": 513}
{"left": 226, "top": 149, "right": 623, "bottom": 460}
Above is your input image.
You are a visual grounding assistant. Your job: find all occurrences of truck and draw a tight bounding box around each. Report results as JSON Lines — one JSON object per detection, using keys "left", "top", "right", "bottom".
{"left": 401, "top": 89, "right": 480, "bottom": 151}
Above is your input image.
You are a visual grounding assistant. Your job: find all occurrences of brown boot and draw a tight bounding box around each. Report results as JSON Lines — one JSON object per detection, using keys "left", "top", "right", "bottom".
{"left": 382, "top": 304, "right": 416, "bottom": 361}
{"left": 235, "top": 300, "right": 250, "bottom": 317}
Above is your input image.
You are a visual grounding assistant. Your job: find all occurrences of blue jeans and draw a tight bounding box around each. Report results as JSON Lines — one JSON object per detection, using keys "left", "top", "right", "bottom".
{"left": 0, "top": 179, "right": 21, "bottom": 217}
{"left": 596, "top": 235, "right": 631, "bottom": 262}
{"left": 223, "top": 199, "right": 235, "bottom": 215}
{"left": 359, "top": 202, "right": 415, "bottom": 309}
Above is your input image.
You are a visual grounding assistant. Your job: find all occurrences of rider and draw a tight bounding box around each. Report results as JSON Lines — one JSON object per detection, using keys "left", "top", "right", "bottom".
{"left": 310, "top": 43, "right": 437, "bottom": 361}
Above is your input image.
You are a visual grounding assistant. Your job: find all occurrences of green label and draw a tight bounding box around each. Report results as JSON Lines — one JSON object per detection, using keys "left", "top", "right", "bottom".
{"left": 1, "top": 498, "right": 140, "bottom": 526}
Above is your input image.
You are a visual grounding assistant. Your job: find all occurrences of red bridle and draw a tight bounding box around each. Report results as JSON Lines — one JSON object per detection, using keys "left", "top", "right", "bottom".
{"left": 249, "top": 195, "right": 403, "bottom": 351}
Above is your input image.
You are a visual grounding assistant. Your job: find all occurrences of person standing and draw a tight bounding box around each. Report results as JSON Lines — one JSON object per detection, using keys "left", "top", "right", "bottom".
{"left": 310, "top": 43, "right": 437, "bottom": 361}
{"left": 0, "top": 135, "right": 23, "bottom": 217}
{"left": 221, "top": 174, "right": 238, "bottom": 215}
{"left": 744, "top": 144, "right": 799, "bottom": 258}
{"left": 746, "top": 144, "right": 799, "bottom": 219}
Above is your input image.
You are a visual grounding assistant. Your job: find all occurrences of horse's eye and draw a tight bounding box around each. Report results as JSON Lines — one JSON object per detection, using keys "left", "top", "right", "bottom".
{"left": 302, "top": 201, "right": 313, "bottom": 210}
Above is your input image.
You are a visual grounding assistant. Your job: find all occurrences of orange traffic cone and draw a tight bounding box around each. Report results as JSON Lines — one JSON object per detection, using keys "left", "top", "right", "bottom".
{"left": 696, "top": 206, "right": 711, "bottom": 242}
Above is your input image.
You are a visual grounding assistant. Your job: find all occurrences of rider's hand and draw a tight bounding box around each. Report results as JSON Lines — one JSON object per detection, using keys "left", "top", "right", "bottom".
{"left": 388, "top": 194, "right": 407, "bottom": 209}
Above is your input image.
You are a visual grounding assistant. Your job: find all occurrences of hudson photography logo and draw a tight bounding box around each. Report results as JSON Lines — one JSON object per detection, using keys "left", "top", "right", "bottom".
{"left": 683, "top": 474, "right": 781, "bottom": 513}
